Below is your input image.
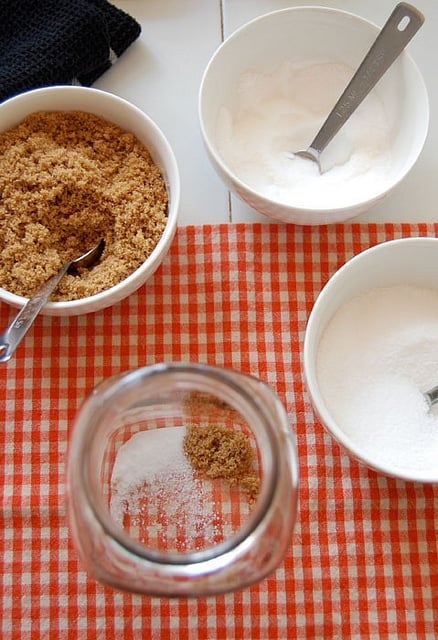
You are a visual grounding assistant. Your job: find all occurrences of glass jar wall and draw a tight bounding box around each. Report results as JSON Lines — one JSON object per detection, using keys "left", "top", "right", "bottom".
{"left": 67, "top": 362, "right": 299, "bottom": 597}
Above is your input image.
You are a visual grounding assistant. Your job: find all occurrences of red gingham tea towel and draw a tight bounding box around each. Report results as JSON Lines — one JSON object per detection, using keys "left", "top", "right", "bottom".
{"left": 0, "top": 222, "right": 437, "bottom": 640}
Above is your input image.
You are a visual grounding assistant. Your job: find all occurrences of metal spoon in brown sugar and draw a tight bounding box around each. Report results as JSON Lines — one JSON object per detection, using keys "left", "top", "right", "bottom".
{"left": 0, "top": 239, "right": 105, "bottom": 363}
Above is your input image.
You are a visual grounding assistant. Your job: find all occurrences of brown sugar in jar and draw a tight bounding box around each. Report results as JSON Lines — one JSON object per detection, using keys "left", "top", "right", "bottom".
{"left": 0, "top": 111, "right": 168, "bottom": 301}
{"left": 183, "top": 423, "right": 260, "bottom": 503}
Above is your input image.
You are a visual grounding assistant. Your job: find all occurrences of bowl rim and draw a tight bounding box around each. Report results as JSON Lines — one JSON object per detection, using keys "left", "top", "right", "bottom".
{"left": 198, "top": 5, "right": 430, "bottom": 216}
{"left": 0, "top": 86, "right": 180, "bottom": 314}
{"left": 303, "top": 236, "right": 438, "bottom": 483}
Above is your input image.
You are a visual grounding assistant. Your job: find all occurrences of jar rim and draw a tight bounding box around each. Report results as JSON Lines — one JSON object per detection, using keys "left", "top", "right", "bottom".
{"left": 77, "top": 362, "right": 284, "bottom": 568}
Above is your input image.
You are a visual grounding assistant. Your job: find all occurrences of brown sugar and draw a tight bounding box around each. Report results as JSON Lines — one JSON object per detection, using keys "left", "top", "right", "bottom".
{"left": 0, "top": 111, "right": 168, "bottom": 301}
{"left": 183, "top": 424, "right": 260, "bottom": 503}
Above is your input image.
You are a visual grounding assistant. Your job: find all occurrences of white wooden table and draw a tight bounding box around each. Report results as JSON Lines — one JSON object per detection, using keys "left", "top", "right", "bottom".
{"left": 101, "top": 1, "right": 438, "bottom": 226}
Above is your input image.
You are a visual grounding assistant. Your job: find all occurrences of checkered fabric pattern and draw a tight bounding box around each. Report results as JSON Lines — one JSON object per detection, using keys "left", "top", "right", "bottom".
{"left": 1, "top": 222, "right": 437, "bottom": 639}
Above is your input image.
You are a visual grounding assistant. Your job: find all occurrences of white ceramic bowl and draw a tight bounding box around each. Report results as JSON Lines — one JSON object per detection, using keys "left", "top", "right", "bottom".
{"left": 303, "top": 237, "right": 438, "bottom": 482}
{"left": 199, "top": 7, "right": 429, "bottom": 225}
{"left": 0, "top": 86, "right": 180, "bottom": 316}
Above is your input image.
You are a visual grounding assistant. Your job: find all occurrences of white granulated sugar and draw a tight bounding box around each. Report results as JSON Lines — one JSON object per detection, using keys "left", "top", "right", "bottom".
{"left": 316, "top": 285, "right": 438, "bottom": 472}
{"left": 217, "top": 60, "right": 392, "bottom": 209}
{"left": 110, "top": 427, "right": 221, "bottom": 551}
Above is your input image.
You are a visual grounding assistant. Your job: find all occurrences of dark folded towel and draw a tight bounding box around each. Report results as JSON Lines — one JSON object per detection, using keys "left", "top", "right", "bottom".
{"left": 0, "top": 0, "right": 141, "bottom": 102}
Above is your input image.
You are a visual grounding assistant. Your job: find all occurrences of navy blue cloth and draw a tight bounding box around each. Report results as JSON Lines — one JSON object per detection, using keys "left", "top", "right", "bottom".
{"left": 0, "top": 0, "right": 141, "bottom": 102}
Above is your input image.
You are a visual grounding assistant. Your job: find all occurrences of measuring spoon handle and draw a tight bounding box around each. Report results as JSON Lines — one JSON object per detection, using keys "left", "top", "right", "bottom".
{"left": 310, "top": 2, "right": 424, "bottom": 155}
{"left": 0, "top": 263, "right": 70, "bottom": 363}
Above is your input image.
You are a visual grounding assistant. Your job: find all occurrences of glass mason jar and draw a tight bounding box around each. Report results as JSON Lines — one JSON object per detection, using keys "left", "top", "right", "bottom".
{"left": 67, "top": 362, "right": 299, "bottom": 597}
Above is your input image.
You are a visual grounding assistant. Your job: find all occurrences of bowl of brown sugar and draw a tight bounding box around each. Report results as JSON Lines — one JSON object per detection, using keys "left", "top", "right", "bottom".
{"left": 0, "top": 86, "right": 180, "bottom": 316}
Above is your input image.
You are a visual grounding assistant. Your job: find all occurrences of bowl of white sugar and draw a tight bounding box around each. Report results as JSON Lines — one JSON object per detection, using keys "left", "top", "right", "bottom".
{"left": 304, "top": 237, "right": 438, "bottom": 482}
{"left": 199, "top": 7, "right": 429, "bottom": 225}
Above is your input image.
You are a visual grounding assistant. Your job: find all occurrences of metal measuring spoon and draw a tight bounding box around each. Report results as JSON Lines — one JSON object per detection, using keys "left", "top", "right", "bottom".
{"left": 0, "top": 238, "right": 105, "bottom": 363}
{"left": 423, "top": 385, "right": 438, "bottom": 409}
{"left": 293, "top": 3, "right": 424, "bottom": 173}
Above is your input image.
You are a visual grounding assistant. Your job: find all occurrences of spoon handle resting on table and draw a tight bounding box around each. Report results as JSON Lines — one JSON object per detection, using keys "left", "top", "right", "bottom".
{"left": 303, "top": 2, "right": 424, "bottom": 164}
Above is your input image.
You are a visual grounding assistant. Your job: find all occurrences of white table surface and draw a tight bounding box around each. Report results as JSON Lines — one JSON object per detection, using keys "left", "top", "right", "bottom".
{"left": 100, "top": 1, "right": 438, "bottom": 226}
